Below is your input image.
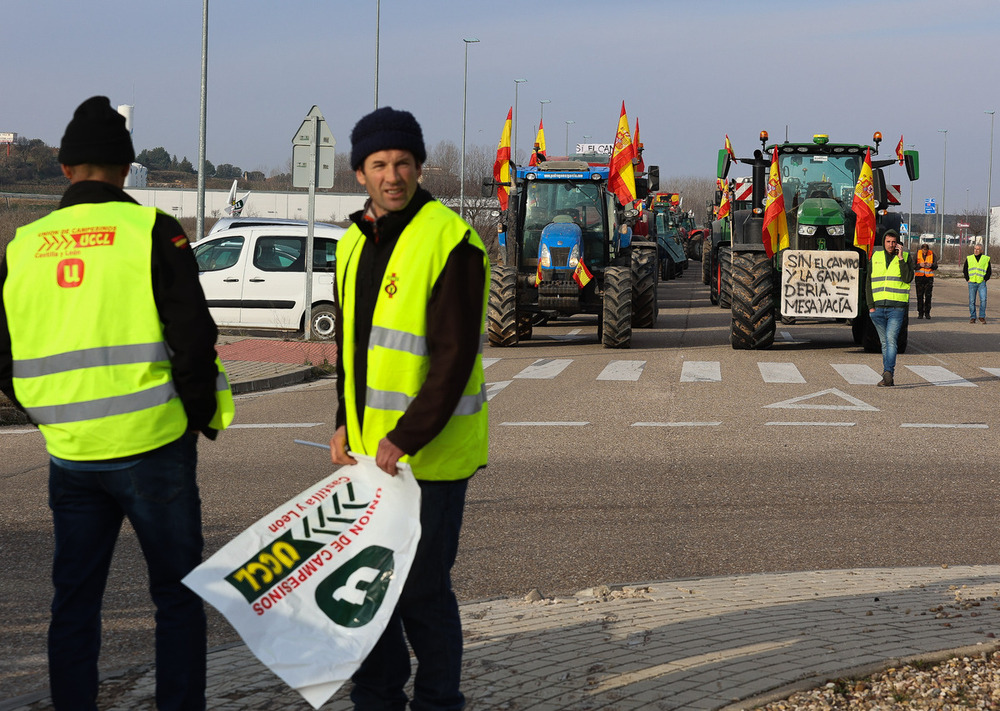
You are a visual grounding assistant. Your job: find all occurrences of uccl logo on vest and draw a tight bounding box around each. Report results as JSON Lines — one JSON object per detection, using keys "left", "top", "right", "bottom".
{"left": 314, "top": 545, "right": 395, "bottom": 627}
{"left": 57, "top": 259, "right": 85, "bottom": 288}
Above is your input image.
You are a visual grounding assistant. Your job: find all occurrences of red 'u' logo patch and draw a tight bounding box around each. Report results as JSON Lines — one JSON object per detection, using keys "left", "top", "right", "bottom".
{"left": 57, "top": 259, "right": 85, "bottom": 288}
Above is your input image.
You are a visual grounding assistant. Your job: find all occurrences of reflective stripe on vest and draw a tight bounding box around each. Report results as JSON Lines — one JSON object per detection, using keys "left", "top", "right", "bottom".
{"left": 337, "top": 201, "right": 489, "bottom": 480}
{"left": 870, "top": 250, "right": 910, "bottom": 304}
{"left": 5, "top": 201, "right": 231, "bottom": 459}
{"left": 967, "top": 255, "right": 990, "bottom": 283}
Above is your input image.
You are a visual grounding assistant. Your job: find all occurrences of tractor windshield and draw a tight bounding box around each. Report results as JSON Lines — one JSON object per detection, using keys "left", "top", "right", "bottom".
{"left": 521, "top": 180, "right": 606, "bottom": 268}
{"left": 779, "top": 152, "right": 862, "bottom": 207}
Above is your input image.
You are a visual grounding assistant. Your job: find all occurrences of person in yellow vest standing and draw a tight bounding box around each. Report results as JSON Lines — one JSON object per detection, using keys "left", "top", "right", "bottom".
{"left": 914, "top": 242, "right": 937, "bottom": 319}
{"left": 0, "top": 96, "right": 233, "bottom": 710}
{"left": 329, "top": 107, "right": 489, "bottom": 711}
{"left": 867, "top": 231, "right": 914, "bottom": 387}
{"left": 964, "top": 243, "right": 991, "bottom": 323}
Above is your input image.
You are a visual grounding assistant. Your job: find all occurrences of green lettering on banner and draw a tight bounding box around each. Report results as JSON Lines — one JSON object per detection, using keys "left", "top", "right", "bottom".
{"left": 314, "top": 546, "right": 395, "bottom": 628}
{"left": 225, "top": 531, "right": 325, "bottom": 603}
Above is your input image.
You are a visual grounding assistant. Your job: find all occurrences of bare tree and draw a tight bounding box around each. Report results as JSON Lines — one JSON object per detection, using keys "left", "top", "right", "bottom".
{"left": 661, "top": 175, "right": 717, "bottom": 227}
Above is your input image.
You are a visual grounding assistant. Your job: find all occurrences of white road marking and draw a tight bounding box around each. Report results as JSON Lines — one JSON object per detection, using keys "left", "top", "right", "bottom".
{"left": 680, "top": 361, "right": 721, "bottom": 382}
{"left": 229, "top": 423, "right": 323, "bottom": 429}
{"left": 904, "top": 365, "right": 975, "bottom": 387}
{"left": 764, "top": 388, "right": 878, "bottom": 411}
{"left": 485, "top": 381, "right": 512, "bottom": 401}
{"left": 766, "top": 421, "right": 856, "bottom": 427}
{"left": 832, "top": 364, "right": 882, "bottom": 385}
{"left": 550, "top": 328, "right": 585, "bottom": 341}
{"left": 514, "top": 359, "right": 573, "bottom": 379}
{"left": 632, "top": 421, "right": 722, "bottom": 427}
{"left": 482, "top": 358, "right": 500, "bottom": 369}
{"left": 780, "top": 331, "right": 793, "bottom": 340}
{"left": 0, "top": 429, "right": 40, "bottom": 435}
{"left": 597, "top": 360, "right": 645, "bottom": 381}
{"left": 982, "top": 367, "right": 1000, "bottom": 379}
{"left": 900, "top": 423, "right": 988, "bottom": 429}
{"left": 500, "top": 421, "right": 590, "bottom": 426}
{"left": 758, "top": 362, "right": 806, "bottom": 384}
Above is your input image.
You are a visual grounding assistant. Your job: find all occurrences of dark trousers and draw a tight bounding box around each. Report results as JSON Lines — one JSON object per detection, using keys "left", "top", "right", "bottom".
{"left": 915, "top": 276, "right": 934, "bottom": 315}
{"left": 350, "top": 477, "right": 470, "bottom": 711}
{"left": 47, "top": 433, "right": 206, "bottom": 711}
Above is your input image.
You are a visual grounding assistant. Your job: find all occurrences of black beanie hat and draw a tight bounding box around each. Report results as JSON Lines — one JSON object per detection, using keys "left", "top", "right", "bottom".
{"left": 350, "top": 106, "right": 426, "bottom": 170}
{"left": 58, "top": 96, "right": 135, "bottom": 166}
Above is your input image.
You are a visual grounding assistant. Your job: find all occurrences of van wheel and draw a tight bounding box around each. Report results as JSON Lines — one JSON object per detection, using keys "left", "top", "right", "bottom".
{"left": 309, "top": 304, "right": 337, "bottom": 340}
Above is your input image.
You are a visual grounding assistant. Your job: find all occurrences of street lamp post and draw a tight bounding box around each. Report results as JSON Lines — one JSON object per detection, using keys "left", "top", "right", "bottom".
{"left": 374, "top": 0, "right": 380, "bottom": 109}
{"left": 565, "top": 120, "right": 575, "bottom": 156}
{"left": 513, "top": 79, "right": 527, "bottom": 165}
{"left": 539, "top": 99, "right": 550, "bottom": 123}
{"left": 196, "top": 0, "right": 208, "bottom": 242}
{"left": 987, "top": 110, "right": 996, "bottom": 255}
{"left": 459, "top": 38, "right": 479, "bottom": 220}
{"left": 938, "top": 129, "right": 947, "bottom": 256}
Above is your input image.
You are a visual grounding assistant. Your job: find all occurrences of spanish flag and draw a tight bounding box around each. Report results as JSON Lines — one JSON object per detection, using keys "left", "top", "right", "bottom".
{"left": 633, "top": 117, "right": 645, "bottom": 173}
{"left": 895, "top": 135, "right": 904, "bottom": 166}
{"left": 608, "top": 102, "right": 637, "bottom": 205}
{"left": 716, "top": 178, "right": 731, "bottom": 220}
{"left": 573, "top": 259, "right": 593, "bottom": 289}
{"left": 762, "top": 146, "right": 789, "bottom": 258}
{"left": 528, "top": 119, "right": 547, "bottom": 166}
{"left": 725, "top": 134, "right": 738, "bottom": 164}
{"left": 493, "top": 108, "right": 513, "bottom": 210}
{"left": 852, "top": 148, "right": 877, "bottom": 256}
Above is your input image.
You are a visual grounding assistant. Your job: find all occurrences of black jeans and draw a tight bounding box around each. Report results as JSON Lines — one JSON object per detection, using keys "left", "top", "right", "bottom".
{"left": 915, "top": 276, "right": 934, "bottom": 315}
{"left": 350, "top": 477, "right": 469, "bottom": 711}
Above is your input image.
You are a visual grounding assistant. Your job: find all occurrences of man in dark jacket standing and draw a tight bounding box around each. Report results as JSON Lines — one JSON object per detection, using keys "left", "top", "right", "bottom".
{"left": 330, "top": 107, "right": 489, "bottom": 711}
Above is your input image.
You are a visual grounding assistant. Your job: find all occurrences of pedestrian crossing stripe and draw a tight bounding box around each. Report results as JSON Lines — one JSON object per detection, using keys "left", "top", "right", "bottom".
{"left": 764, "top": 388, "right": 879, "bottom": 412}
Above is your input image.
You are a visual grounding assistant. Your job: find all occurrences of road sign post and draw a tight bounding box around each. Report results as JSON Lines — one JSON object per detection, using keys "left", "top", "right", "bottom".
{"left": 292, "top": 106, "right": 336, "bottom": 340}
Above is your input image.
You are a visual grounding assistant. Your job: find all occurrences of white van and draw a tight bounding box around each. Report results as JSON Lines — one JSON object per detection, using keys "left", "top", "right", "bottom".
{"left": 193, "top": 222, "right": 346, "bottom": 340}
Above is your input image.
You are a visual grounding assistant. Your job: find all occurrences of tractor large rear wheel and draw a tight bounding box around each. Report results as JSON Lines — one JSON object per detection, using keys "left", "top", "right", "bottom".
{"left": 730, "top": 251, "right": 776, "bottom": 350}
{"left": 701, "top": 246, "right": 712, "bottom": 285}
{"left": 487, "top": 266, "right": 519, "bottom": 347}
{"left": 602, "top": 266, "right": 632, "bottom": 348}
{"left": 631, "top": 248, "right": 658, "bottom": 328}
{"left": 719, "top": 246, "right": 733, "bottom": 309}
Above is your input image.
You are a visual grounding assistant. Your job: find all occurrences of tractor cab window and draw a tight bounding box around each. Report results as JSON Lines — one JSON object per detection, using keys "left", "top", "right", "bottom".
{"left": 521, "top": 180, "right": 606, "bottom": 268}
{"left": 779, "top": 153, "right": 861, "bottom": 208}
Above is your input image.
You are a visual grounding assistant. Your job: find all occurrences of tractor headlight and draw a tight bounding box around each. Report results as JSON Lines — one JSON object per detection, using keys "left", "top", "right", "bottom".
{"left": 827, "top": 224, "right": 845, "bottom": 236}
{"left": 539, "top": 244, "right": 551, "bottom": 268}
{"left": 568, "top": 244, "right": 580, "bottom": 268}
{"left": 798, "top": 224, "right": 817, "bottom": 236}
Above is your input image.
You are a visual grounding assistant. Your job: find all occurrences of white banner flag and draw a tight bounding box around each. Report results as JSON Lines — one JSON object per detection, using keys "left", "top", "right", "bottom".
{"left": 184, "top": 456, "right": 421, "bottom": 708}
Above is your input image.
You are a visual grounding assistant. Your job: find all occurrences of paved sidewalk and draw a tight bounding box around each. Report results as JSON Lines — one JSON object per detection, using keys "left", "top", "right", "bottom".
{"left": 217, "top": 337, "right": 335, "bottom": 394}
{"left": 4, "top": 566, "right": 1000, "bottom": 710}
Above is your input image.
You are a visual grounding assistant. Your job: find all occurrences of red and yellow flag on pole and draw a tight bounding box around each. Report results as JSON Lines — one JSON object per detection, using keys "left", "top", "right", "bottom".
{"left": 725, "top": 134, "right": 738, "bottom": 164}
{"left": 528, "top": 119, "right": 547, "bottom": 166}
{"left": 633, "top": 118, "right": 645, "bottom": 173}
{"left": 852, "top": 148, "right": 877, "bottom": 256}
{"left": 573, "top": 260, "right": 593, "bottom": 288}
{"left": 493, "top": 107, "right": 513, "bottom": 210}
{"left": 895, "top": 135, "right": 904, "bottom": 166}
{"left": 762, "top": 146, "right": 789, "bottom": 258}
{"left": 716, "top": 178, "right": 731, "bottom": 220}
{"left": 608, "top": 101, "right": 637, "bottom": 205}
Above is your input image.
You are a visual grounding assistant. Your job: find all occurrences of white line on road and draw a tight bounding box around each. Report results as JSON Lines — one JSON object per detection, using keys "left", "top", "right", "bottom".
{"left": 632, "top": 421, "right": 723, "bottom": 427}
{"left": 680, "top": 361, "right": 721, "bottom": 382}
{"left": 229, "top": 423, "right": 324, "bottom": 429}
{"left": 765, "top": 421, "right": 856, "bottom": 427}
{"left": 486, "top": 381, "right": 512, "bottom": 401}
{"left": 550, "top": 328, "right": 585, "bottom": 341}
{"left": 758, "top": 362, "right": 806, "bottom": 384}
{"left": 764, "top": 388, "right": 878, "bottom": 411}
{"left": 904, "top": 365, "right": 975, "bottom": 387}
{"left": 0, "top": 429, "right": 40, "bottom": 435}
{"left": 500, "top": 421, "right": 590, "bottom": 426}
{"left": 482, "top": 358, "right": 500, "bottom": 369}
{"left": 982, "top": 368, "right": 1000, "bottom": 379}
{"left": 832, "top": 364, "right": 882, "bottom": 385}
{"left": 514, "top": 359, "right": 573, "bottom": 379}
{"left": 900, "top": 423, "right": 988, "bottom": 429}
{"left": 597, "top": 360, "right": 645, "bottom": 381}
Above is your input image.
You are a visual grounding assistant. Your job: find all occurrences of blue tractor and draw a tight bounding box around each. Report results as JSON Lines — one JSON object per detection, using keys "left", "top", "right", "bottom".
{"left": 484, "top": 160, "right": 659, "bottom": 348}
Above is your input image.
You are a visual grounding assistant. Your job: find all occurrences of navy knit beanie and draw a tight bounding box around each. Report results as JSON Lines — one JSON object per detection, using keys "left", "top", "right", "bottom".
{"left": 350, "top": 106, "right": 426, "bottom": 170}
{"left": 58, "top": 96, "right": 135, "bottom": 166}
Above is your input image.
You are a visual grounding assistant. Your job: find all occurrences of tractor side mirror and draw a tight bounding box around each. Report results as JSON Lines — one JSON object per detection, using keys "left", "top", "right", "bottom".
{"left": 904, "top": 150, "right": 920, "bottom": 182}
{"left": 647, "top": 165, "right": 660, "bottom": 193}
{"left": 481, "top": 177, "right": 495, "bottom": 198}
{"left": 717, "top": 149, "right": 731, "bottom": 180}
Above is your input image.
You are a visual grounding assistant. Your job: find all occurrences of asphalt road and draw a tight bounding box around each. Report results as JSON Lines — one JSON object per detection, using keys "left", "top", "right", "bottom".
{"left": 3, "top": 271, "right": 999, "bottom": 700}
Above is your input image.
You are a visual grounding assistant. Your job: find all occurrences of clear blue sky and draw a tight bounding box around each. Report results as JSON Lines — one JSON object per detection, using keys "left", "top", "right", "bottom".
{"left": 4, "top": 0, "right": 999, "bottom": 212}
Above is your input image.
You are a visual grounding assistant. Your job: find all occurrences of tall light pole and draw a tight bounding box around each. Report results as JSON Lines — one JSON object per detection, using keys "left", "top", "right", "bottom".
{"left": 459, "top": 38, "right": 479, "bottom": 220}
{"left": 196, "top": 0, "right": 208, "bottom": 242}
{"left": 374, "top": 0, "right": 380, "bottom": 109}
{"left": 565, "top": 120, "right": 575, "bottom": 156}
{"left": 512, "top": 79, "right": 527, "bottom": 165}
{"left": 938, "top": 129, "right": 947, "bottom": 255}
{"left": 987, "top": 110, "right": 996, "bottom": 254}
{"left": 539, "top": 99, "right": 550, "bottom": 123}
{"left": 907, "top": 143, "right": 915, "bottom": 250}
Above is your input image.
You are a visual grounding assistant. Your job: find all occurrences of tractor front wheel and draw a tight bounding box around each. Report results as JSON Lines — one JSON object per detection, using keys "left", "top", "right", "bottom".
{"left": 730, "top": 251, "right": 775, "bottom": 350}
{"left": 631, "top": 248, "right": 658, "bottom": 328}
{"left": 487, "top": 266, "right": 519, "bottom": 347}
{"left": 602, "top": 266, "right": 632, "bottom": 348}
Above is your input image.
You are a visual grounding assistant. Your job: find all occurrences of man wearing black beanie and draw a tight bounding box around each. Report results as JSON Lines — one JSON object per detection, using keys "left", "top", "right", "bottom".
{"left": 330, "top": 107, "right": 489, "bottom": 711}
{"left": 0, "top": 96, "right": 232, "bottom": 709}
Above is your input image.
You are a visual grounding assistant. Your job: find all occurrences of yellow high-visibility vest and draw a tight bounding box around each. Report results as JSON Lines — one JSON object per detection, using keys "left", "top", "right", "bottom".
{"left": 337, "top": 201, "right": 489, "bottom": 480}
{"left": 967, "top": 254, "right": 990, "bottom": 284}
{"left": 4, "top": 200, "right": 233, "bottom": 460}
{"left": 870, "top": 250, "right": 910, "bottom": 305}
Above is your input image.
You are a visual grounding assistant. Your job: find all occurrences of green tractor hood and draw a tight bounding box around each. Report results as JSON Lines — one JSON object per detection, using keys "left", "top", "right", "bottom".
{"left": 796, "top": 197, "right": 844, "bottom": 226}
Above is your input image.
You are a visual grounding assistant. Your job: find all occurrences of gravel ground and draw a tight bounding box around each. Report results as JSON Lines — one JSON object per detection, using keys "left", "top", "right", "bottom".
{"left": 756, "top": 651, "right": 1000, "bottom": 710}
